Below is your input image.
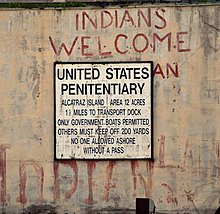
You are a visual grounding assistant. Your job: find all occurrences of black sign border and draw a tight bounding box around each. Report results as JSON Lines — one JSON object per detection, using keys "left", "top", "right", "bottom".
{"left": 54, "top": 61, "right": 154, "bottom": 160}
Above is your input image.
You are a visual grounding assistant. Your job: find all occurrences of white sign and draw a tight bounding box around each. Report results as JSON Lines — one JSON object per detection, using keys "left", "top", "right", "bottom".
{"left": 54, "top": 62, "right": 153, "bottom": 159}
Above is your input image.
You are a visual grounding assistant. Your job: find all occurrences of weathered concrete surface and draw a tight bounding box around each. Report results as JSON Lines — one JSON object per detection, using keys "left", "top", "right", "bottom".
{"left": 0, "top": 0, "right": 219, "bottom": 3}
{"left": 0, "top": 4, "right": 219, "bottom": 213}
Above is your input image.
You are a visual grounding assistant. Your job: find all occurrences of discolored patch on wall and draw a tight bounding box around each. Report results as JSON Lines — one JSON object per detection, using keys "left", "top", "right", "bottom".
{"left": 23, "top": 204, "right": 57, "bottom": 214}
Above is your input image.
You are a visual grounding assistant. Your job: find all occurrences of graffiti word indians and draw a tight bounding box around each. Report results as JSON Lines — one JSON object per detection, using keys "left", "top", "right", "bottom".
{"left": 49, "top": 8, "right": 192, "bottom": 79}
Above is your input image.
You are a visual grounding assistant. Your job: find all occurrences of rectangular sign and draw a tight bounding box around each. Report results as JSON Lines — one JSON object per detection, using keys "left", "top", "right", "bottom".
{"left": 54, "top": 62, "right": 153, "bottom": 159}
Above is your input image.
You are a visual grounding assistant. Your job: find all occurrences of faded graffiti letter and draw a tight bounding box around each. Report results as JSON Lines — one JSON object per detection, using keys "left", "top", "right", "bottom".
{"left": 53, "top": 160, "right": 78, "bottom": 200}
{"left": 0, "top": 144, "right": 10, "bottom": 205}
{"left": 17, "top": 160, "right": 44, "bottom": 205}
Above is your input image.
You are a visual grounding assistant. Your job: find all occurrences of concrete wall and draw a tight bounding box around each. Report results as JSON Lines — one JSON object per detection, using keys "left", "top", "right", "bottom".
{"left": 0, "top": 0, "right": 219, "bottom": 3}
{"left": 0, "top": 4, "right": 219, "bottom": 213}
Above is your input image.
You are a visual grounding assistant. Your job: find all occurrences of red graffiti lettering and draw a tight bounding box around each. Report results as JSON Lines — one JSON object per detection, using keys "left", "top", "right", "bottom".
{"left": 153, "top": 63, "right": 179, "bottom": 79}
{"left": 103, "top": 161, "right": 116, "bottom": 201}
{"left": 81, "top": 36, "right": 93, "bottom": 56}
{"left": 76, "top": 13, "right": 79, "bottom": 31}
{"left": 154, "top": 63, "right": 165, "bottom": 78}
{"left": 167, "top": 63, "right": 179, "bottom": 78}
{"left": 49, "top": 36, "right": 78, "bottom": 56}
{"left": 138, "top": 161, "right": 154, "bottom": 198}
{"left": 0, "top": 145, "right": 10, "bottom": 205}
{"left": 98, "top": 36, "right": 112, "bottom": 56}
{"left": 82, "top": 11, "right": 97, "bottom": 30}
{"left": 155, "top": 8, "right": 167, "bottom": 29}
{"left": 137, "top": 8, "right": 151, "bottom": 28}
{"left": 153, "top": 32, "right": 172, "bottom": 52}
{"left": 162, "top": 183, "right": 178, "bottom": 206}
{"left": 75, "top": 8, "right": 168, "bottom": 31}
{"left": 132, "top": 33, "right": 149, "bottom": 53}
{"left": 177, "top": 32, "right": 191, "bottom": 52}
{"left": 215, "top": 143, "right": 220, "bottom": 177}
{"left": 101, "top": 10, "right": 113, "bottom": 29}
{"left": 198, "top": 145, "right": 201, "bottom": 175}
{"left": 84, "top": 161, "right": 96, "bottom": 205}
{"left": 159, "top": 135, "right": 165, "bottom": 168}
{"left": 183, "top": 140, "right": 194, "bottom": 167}
{"left": 17, "top": 160, "right": 44, "bottom": 205}
{"left": 119, "top": 10, "right": 135, "bottom": 28}
{"left": 53, "top": 160, "right": 78, "bottom": 200}
{"left": 157, "top": 135, "right": 178, "bottom": 168}
{"left": 49, "top": 31, "right": 190, "bottom": 59}
{"left": 114, "top": 34, "right": 128, "bottom": 54}
{"left": 131, "top": 160, "right": 138, "bottom": 198}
